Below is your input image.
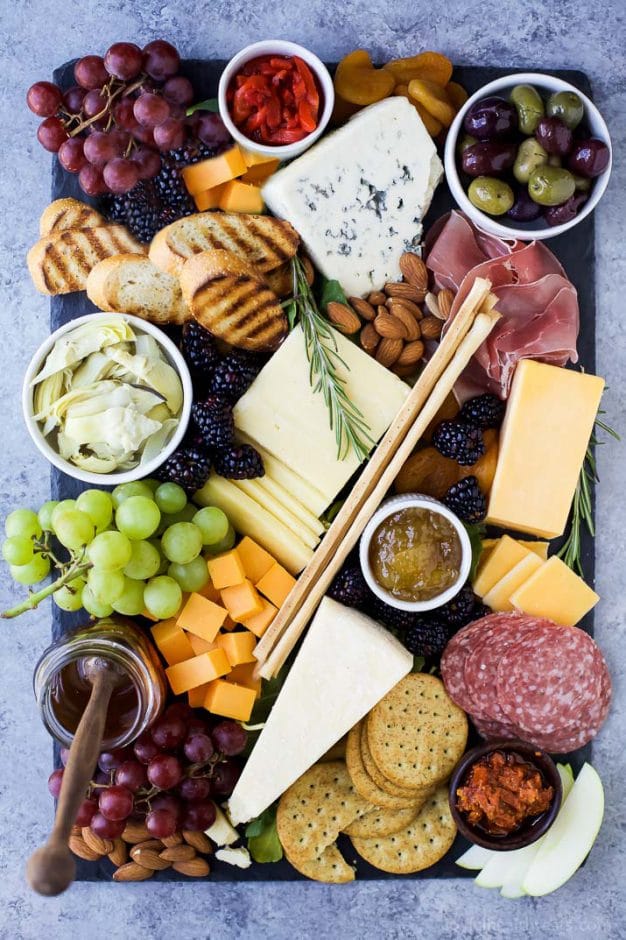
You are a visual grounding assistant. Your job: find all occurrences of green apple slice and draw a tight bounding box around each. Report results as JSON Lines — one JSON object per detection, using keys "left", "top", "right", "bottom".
{"left": 456, "top": 844, "right": 496, "bottom": 870}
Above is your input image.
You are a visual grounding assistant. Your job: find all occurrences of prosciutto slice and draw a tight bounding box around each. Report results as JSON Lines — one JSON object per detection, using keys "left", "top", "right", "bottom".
{"left": 425, "top": 211, "right": 579, "bottom": 398}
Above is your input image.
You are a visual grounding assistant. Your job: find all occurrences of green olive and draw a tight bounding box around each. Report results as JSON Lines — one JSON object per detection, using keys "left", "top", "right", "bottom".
{"left": 513, "top": 138, "right": 548, "bottom": 184}
{"left": 510, "top": 84, "right": 544, "bottom": 134}
{"left": 458, "top": 134, "right": 477, "bottom": 153}
{"left": 547, "top": 154, "right": 562, "bottom": 167}
{"left": 528, "top": 166, "right": 576, "bottom": 206}
{"left": 546, "top": 91, "right": 584, "bottom": 130}
{"left": 468, "top": 176, "right": 515, "bottom": 216}
{"left": 572, "top": 173, "right": 592, "bottom": 193}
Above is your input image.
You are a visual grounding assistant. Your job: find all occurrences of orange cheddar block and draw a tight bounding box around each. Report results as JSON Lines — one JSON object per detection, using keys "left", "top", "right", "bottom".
{"left": 194, "top": 183, "right": 227, "bottom": 211}
{"left": 222, "top": 615, "right": 237, "bottom": 632}
{"left": 236, "top": 536, "right": 275, "bottom": 583}
{"left": 241, "top": 597, "right": 277, "bottom": 638}
{"left": 176, "top": 592, "right": 227, "bottom": 642}
{"left": 188, "top": 683, "right": 210, "bottom": 707}
{"left": 241, "top": 148, "right": 279, "bottom": 169}
{"left": 203, "top": 679, "right": 256, "bottom": 722}
{"left": 240, "top": 160, "right": 280, "bottom": 184}
{"left": 217, "top": 630, "right": 257, "bottom": 666}
{"left": 165, "top": 649, "right": 231, "bottom": 695}
{"left": 226, "top": 662, "right": 262, "bottom": 696}
{"left": 150, "top": 619, "right": 195, "bottom": 666}
{"left": 187, "top": 633, "right": 218, "bottom": 656}
{"left": 218, "top": 180, "right": 264, "bottom": 214}
{"left": 196, "top": 578, "right": 222, "bottom": 603}
{"left": 220, "top": 579, "right": 264, "bottom": 622}
{"left": 182, "top": 146, "right": 247, "bottom": 195}
{"left": 256, "top": 562, "right": 296, "bottom": 607}
{"left": 206, "top": 549, "right": 246, "bottom": 590}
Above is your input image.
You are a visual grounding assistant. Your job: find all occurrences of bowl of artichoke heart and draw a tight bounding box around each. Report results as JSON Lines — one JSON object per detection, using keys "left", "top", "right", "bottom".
{"left": 23, "top": 313, "right": 192, "bottom": 485}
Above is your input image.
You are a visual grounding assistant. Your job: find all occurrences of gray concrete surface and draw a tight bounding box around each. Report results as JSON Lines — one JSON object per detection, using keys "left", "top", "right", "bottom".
{"left": 0, "top": 2, "right": 624, "bottom": 938}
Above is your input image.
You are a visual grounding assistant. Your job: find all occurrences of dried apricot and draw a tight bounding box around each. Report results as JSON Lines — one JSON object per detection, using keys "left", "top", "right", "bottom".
{"left": 394, "top": 446, "right": 460, "bottom": 499}
{"left": 422, "top": 392, "right": 460, "bottom": 442}
{"left": 465, "top": 429, "right": 499, "bottom": 493}
{"left": 384, "top": 52, "right": 453, "bottom": 87}
{"left": 392, "top": 84, "right": 442, "bottom": 135}
{"left": 408, "top": 79, "right": 456, "bottom": 127}
{"left": 446, "top": 81, "right": 468, "bottom": 111}
{"left": 334, "top": 49, "right": 394, "bottom": 106}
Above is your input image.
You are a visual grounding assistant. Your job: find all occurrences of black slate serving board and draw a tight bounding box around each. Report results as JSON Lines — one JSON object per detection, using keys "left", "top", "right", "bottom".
{"left": 49, "top": 60, "right": 597, "bottom": 882}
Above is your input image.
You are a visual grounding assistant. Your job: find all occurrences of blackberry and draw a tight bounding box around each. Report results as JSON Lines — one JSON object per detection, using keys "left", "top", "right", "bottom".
{"left": 155, "top": 446, "right": 212, "bottom": 495}
{"left": 432, "top": 420, "right": 485, "bottom": 466}
{"left": 168, "top": 140, "right": 218, "bottom": 166}
{"left": 459, "top": 394, "right": 505, "bottom": 430}
{"left": 437, "top": 583, "right": 478, "bottom": 629}
{"left": 192, "top": 395, "right": 234, "bottom": 449}
{"left": 182, "top": 322, "right": 219, "bottom": 378}
{"left": 328, "top": 563, "right": 372, "bottom": 611}
{"left": 213, "top": 444, "right": 264, "bottom": 480}
{"left": 472, "top": 602, "right": 492, "bottom": 621}
{"left": 443, "top": 475, "right": 486, "bottom": 524}
{"left": 208, "top": 351, "right": 262, "bottom": 403}
{"left": 403, "top": 619, "right": 448, "bottom": 658}
{"left": 369, "top": 597, "right": 420, "bottom": 633}
{"left": 153, "top": 153, "right": 196, "bottom": 213}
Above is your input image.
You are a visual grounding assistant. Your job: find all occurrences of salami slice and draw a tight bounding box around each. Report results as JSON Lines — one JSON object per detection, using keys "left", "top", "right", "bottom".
{"left": 463, "top": 615, "right": 538, "bottom": 721}
{"left": 440, "top": 619, "right": 489, "bottom": 712}
{"left": 472, "top": 715, "right": 521, "bottom": 741}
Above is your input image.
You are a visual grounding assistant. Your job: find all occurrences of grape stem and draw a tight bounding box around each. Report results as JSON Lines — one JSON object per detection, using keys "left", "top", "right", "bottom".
{"left": 1, "top": 553, "right": 92, "bottom": 619}
{"left": 68, "top": 75, "right": 147, "bottom": 138}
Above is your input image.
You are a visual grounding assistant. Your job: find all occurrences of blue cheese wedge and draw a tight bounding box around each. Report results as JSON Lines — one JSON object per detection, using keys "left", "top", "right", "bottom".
{"left": 262, "top": 97, "right": 443, "bottom": 296}
{"left": 227, "top": 598, "right": 413, "bottom": 825}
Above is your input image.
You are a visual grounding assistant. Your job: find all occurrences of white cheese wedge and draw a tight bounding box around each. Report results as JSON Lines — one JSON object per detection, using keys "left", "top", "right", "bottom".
{"left": 262, "top": 97, "right": 443, "bottom": 296}
{"left": 228, "top": 597, "right": 413, "bottom": 825}
{"left": 205, "top": 805, "right": 240, "bottom": 847}
{"left": 215, "top": 847, "right": 252, "bottom": 869}
{"left": 233, "top": 324, "right": 409, "bottom": 506}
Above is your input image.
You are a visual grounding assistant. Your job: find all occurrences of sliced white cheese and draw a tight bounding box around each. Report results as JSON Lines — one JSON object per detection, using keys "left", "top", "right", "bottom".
{"left": 233, "top": 325, "right": 409, "bottom": 506}
{"left": 237, "top": 433, "right": 329, "bottom": 518}
{"left": 262, "top": 97, "right": 443, "bottom": 296}
{"left": 228, "top": 597, "right": 412, "bottom": 825}
{"left": 205, "top": 805, "right": 240, "bottom": 847}
{"left": 215, "top": 847, "right": 252, "bottom": 869}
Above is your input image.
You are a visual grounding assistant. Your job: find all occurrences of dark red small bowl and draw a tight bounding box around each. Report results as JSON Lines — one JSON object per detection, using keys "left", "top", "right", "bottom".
{"left": 448, "top": 739, "right": 562, "bottom": 851}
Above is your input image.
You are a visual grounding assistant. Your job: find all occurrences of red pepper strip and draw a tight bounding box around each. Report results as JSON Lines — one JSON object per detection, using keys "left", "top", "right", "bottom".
{"left": 298, "top": 99, "right": 317, "bottom": 132}
{"left": 271, "top": 127, "right": 308, "bottom": 144}
{"left": 265, "top": 95, "right": 282, "bottom": 129}
{"left": 269, "top": 56, "right": 294, "bottom": 70}
{"left": 294, "top": 57, "right": 319, "bottom": 107}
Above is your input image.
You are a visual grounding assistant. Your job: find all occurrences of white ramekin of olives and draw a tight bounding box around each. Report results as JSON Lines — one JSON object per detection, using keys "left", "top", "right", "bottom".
{"left": 444, "top": 72, "right": 612, "bottom": 240}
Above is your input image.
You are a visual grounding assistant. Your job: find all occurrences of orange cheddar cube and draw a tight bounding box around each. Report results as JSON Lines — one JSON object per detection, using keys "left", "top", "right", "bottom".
{"left": 218, "top": 180, "right": 264, "bottom": 214}
{"left": 188, "top": 683, "right": 210, "bottom": 707}
{"left": 203, "top": 679, "right": 256, "bottom": 722}
{"left": 165, "top": 649, "right": 231, "bottom": 695}
{"left": 220, "top": 579, "right": 264, "bottom": 622}
{"left": 226, "top": 662, "right": 262, "bottom": 696}
{"left": 194, "top": 183, "right": 227, "bottom": 211}
{"left": 206, "top": 549, "right": 245, "bottom": 590}
{"left": 256, "top": 563, "right": 296, "bottom": 607}
{"left": 176, "top": 593, "right": 227, "bottom": 642}
{"left": 196, "top": 578, "right": 222, "bottom": 603}
{"left": 222, "top": 615, "right": 237, "bottom": 632}
{"left": 217, "top": 630, "right": 257, "bottom": 666}
{"left": 240, "top": 160, "right": 280, "bottom": 184}
{"left": 241, "top": 597, "right": 277, "bottom": 638}
{"left": 236, "top": 536, "right": 275, "bottom": 583}
{"left": 187, "top": 633, "right": 218, "bottom": 656}
{"left": 241, "top": 148, "right": 279, "bottom": 169}
{"left": 182, "top": 146, "right": 247, "bottom": 195}
{"left": 150, "top": 619, "right": 195, "bottom": 666}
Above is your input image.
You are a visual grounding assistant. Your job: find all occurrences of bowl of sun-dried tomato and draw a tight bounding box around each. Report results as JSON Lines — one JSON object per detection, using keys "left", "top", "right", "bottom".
{"left": 218, "top": 40, "right": 334, "bottom": 159}
{"left": 449, "top": 740, "right": 562, "bottom": 851}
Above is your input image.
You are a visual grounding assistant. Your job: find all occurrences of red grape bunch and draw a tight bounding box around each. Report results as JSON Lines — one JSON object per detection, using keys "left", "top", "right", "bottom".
{"left": 26, "top": 40, "right": 200, "bottom": 196}
{"left": 48, "top": 702, "right": 247, "bottom": 840}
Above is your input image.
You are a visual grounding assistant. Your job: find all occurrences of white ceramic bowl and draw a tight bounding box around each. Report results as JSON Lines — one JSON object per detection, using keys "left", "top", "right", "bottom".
{"left": 218, "top": 40, "right": 334, "bottom": 160}
{"left": 444, "top": 72, "right": 612, "bottom": 240}
{"left": 359, "top": 493, "right": 472, "bottom": 613}
{"left": 23, "top": 313, "right": 193, "bottom": 486}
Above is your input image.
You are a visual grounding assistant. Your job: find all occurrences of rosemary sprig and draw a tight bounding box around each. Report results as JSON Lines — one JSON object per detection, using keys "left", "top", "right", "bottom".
{"left": 557, "top": 411, "right": 620, "bottom": 575}
{"left": 289, "top": 256, "right": 374, "bottom": 462}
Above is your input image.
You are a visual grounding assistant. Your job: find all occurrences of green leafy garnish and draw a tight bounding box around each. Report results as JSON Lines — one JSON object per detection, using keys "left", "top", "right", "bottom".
{"left": 319, "top": 276, "right": 349, "bottom": 310}
{"left": 245, "top": 806, "right": 283, "bottom": 863}
{"left": 464, "top": 522, "right": 486, "bottom": 582}
{"left": 290, "top": 256, "right": 374, "bottom": 462}
{"left": 186, "top": 98, "right": 219, "bottom": 116}
{"left": 412, "top": 655, "right": 426, "bottom": 673}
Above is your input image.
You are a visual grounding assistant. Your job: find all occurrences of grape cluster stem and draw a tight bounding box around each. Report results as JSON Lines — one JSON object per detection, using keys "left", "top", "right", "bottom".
{"left": 1, "top": 553, "right": 91, "bottom": 619}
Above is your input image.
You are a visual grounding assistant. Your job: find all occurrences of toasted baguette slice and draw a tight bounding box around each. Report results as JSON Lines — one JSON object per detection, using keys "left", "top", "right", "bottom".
{"left": 265, "top": 262, "right": 293, "bottom": 298}
{"left": 28, "top": 226, "right": 147, "bottom": 295}
{"left": 39, "top": 198, "right": 106, "bottom": 237}
{"left": 180, "top": 249, "right": 287, "bottom": 352}
{"left": 87, "top": 254, "right": 190, "bottom": 325}
{"left": 149, "top": 211, "right": 299, "bottom": 277}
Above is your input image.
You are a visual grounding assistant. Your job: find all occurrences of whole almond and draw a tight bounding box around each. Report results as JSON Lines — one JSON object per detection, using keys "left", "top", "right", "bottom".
{"left": 388, "top": 302, "right": 421, "bottom": 341}
{"left": 420, "top": 316, "right": 443, "bottom": 340}
{"left": 374, "top": 312, "right": 407, "bottom": 340}
{"left": 349, "top": 296, "right": 376, "bottom": 321}
{"left": 121, "top": 820, "right": 150, "bottom": 844}
{"left": 392, "top": 362, "right": 419, "bottom": 378}
{"left": 183, "top": 830, "right": 213, "bottom": 853}
{"left": 132, "top": 839, "right": 164, "bottom": 852}
{"left": 386, "top": 296, "right": 423, "bottom": 320}
{"left": 399, "top": 252, "right": 428, "bottom": 291}
{"left": 384, "top": 281, "right": 426, "bottom": 303}
{"left": 113, "top": 862, "right": 154, "bottom": 882}
{"left": 327, "top": 301, "right": 361, "bottom": 334}
{"left": 160, "top": 832, "right": 183, "bottom": 847}
{"left": 160, "top": 844, "right": 196, "bottom": 862}
{"left": 360, "top": 322, "right": 379, "bottom": 354}
{"left": 375, "top": 337, "right": 403, "bottom": 367}
{"left": 367, "top": 290, "right": 387, "bottom": 306}
{"left": 69, "top": 833, "right": 102, "bottom": 862}
{"left": 397, "top": 340, "right": 426, "bottom": 366}
{"left": 437, "top": 288, "right": 454, "bottom": 319}
{"left": 424, "top": 291, "right": 443, "bottom": 319}
{"left": 300, "top": 254, "right": 315, "bottom": 286}
{"left": 107, "top": 838, "right": 128, "bottom": 867}
{"left": 130, "top": 846, "right": 172, "bottom": 870}
{"left": 172, "top": 857, "right": 211, "bottom": 878}
{"left": 81, "top": 827, "right": 113, "bottom": 856}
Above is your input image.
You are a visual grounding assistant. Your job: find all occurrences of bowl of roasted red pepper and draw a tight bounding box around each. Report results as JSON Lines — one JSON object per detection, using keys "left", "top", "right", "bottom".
{"left": 218, "top": 39, "right": 334, "bottom": 158}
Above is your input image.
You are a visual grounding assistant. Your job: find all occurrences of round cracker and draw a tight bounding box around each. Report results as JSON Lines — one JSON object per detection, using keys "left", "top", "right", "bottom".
{"left": 343, "top": 803, "right": 423, "bottom": 839}
{"left": 350, "top": 784, "right": 456, "bottom": 874}
{"left": 285, "top": 844, "right": 355, "bottom": 883}
{"left": 276, "top": 761, "right": 370, "bottom": 864}
{"left": 345, "top": 724, "right": 421, "bottom": 810}
{"left": 367, "top": 674, "right": 468, "bottom": 789}
{"left": 361, "top": 731, "right": 430, "bottom": 799}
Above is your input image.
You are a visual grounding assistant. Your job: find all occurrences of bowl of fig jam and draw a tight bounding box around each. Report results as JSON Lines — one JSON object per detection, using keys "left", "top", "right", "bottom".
{"left": 449, "top": 740, "right": 562, "bottom": 851}
{"left": 359, "top": 493, "right": 471, "bottom": 612}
